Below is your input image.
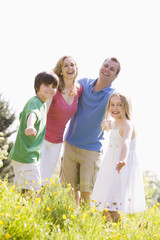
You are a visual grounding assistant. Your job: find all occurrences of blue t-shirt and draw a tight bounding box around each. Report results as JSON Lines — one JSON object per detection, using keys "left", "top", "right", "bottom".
{"left": 65, "top": 78, "right": 115, "bottom": 151}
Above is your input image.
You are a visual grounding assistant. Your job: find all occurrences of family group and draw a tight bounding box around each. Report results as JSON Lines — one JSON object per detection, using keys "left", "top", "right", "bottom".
{"left": 9, "top": 56, "right": 146, "bottom": 222}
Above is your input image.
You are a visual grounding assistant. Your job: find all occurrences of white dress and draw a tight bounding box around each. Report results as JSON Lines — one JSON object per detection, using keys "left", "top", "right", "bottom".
{"left": 91, "top": 129, "right": 146, "bottom": 213}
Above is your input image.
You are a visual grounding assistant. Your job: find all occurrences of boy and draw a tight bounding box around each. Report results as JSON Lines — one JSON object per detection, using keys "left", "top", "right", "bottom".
{"left": 9, "top": 71, "right": 59, "bottom": 193}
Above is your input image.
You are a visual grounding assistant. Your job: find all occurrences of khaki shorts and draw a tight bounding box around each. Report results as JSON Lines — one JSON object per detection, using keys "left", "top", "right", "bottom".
{"left": 12, "top": 160, "right": 41, "bottom": 191}
{"left": 60, "top": 141, "right": 101, "bottom": 192}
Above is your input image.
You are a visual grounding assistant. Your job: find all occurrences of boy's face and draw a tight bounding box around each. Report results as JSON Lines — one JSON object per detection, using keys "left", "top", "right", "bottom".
{"left": 37, "top": 83, "right": 57, "bottom": 102}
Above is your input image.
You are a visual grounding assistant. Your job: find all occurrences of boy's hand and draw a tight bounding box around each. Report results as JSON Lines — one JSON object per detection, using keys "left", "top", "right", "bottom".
{"left": 116, "top": 161, "right": 125, "bottom": 173}
{"left": 25, "top": 127, "right": 37, "bottom": 136}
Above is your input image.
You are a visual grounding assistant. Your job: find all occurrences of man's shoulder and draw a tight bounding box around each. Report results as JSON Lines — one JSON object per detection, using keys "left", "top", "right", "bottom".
{"left": 78, "top": 78, "right": 95, "bottom": 87}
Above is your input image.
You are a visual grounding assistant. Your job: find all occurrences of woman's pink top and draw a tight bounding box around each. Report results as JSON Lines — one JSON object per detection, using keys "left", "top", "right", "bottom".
{"left": 45, "top": 84, "right": 83, "bottom": 143}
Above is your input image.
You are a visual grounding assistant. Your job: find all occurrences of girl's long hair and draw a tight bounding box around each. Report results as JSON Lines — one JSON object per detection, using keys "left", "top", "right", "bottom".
{"left": 106, "top": 91, "right": 132, "bottom": 121}
{"left": 53, "top": 56, "right": 78, "bottom": 96}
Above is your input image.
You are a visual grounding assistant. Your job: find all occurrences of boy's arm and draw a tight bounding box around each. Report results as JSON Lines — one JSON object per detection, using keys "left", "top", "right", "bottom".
{"left": 116, "top": 122, "right": 133, "bottom": 173}
{"left": 25, "top": 113, "right": 37, "bottom": 136}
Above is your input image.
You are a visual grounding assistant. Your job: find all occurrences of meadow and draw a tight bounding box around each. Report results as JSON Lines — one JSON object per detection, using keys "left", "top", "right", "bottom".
{"left": 0, "top": 178, "right": 160, "bottom": 240}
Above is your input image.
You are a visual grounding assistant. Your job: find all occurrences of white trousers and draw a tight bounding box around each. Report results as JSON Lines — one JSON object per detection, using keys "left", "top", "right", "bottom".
{"left": 40, "top": 139, "right": 62, "bottom": 184}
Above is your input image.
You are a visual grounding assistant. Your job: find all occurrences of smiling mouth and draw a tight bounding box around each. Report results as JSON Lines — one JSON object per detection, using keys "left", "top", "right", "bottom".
{"left": 102, "top": 72, "right": 109, "bottom": 76}
{"left": 112, "top": 111, "right": 119, "bottom": 114}
{"left": 67, "top": 71, "right": 74, "bottom": 74}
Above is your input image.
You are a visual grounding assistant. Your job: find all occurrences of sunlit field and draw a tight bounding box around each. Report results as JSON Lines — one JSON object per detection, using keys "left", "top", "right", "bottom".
{"left": 0, "top": 178, "right": 160, "bottom": 240}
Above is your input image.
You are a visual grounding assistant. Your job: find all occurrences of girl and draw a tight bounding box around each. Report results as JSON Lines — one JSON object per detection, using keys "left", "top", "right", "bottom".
{"left": 91, "top": 92, "right": 146, "bottom": 222}
{"left": 40, "top": 56, "right": 83, "bottom": 185}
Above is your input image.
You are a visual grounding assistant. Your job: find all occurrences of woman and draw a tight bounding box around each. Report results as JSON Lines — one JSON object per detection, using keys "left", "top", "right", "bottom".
{"left": 40, "top": 56, "right": 83, "bottom": 185}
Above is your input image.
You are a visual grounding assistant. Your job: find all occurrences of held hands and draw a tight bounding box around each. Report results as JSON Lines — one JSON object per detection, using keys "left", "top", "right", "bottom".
{"left": 25, "top": 126, "right": 37, "bottom": 136}
{"left": 101, "top": 119, "right": 112, "bottom": 131}
{"left": 116, "top": 161, "right": 125, "bottom": 173}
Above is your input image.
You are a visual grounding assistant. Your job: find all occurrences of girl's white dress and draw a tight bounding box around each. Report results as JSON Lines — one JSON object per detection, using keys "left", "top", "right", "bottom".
{"left": 91, "top": 129, "right": 146, "bottom": 213}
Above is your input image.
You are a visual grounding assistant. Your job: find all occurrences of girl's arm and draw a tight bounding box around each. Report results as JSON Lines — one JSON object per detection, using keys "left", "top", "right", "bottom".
{"left": 25, "top": 113, "right": 37, "bottom": 136}
{"left": 116, "top": 122, "right": 133, "bottom": 173}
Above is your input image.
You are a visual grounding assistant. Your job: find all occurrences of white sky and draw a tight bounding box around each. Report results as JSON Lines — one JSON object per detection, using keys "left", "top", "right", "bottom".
{"left": 0, "top": 0, "right": 160, "bottom": 177}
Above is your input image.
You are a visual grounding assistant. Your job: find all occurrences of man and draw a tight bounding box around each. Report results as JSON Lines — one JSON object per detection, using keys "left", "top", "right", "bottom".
{"left": 60, "top": 57, "right": 121, "bottom": 204}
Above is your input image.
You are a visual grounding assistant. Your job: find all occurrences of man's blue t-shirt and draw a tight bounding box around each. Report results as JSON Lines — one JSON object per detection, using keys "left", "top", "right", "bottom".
{"left": 65, "top": 78, "right": 115, "bottom": 151}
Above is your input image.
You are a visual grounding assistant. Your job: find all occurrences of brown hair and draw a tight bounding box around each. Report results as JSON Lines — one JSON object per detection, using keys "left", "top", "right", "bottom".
{"left": 34, "top": 71, "right": 59, "bottom": 94}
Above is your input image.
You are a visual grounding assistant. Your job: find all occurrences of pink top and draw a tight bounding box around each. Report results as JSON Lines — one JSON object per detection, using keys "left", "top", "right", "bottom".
{"left": 45, "top": 84, "right": 83, "bottom": 143}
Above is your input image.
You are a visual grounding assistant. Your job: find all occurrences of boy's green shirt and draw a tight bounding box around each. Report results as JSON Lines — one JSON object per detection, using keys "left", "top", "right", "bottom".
{"left": 9, "top": 96, "right": 46, "bottom": 163}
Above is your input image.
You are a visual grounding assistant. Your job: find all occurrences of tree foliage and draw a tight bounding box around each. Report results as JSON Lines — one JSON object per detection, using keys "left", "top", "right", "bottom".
{"left": 0, "top": 94, "right": 16, "bottom": 182}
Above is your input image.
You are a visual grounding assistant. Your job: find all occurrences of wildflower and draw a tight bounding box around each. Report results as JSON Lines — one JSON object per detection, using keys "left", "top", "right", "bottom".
{"left": 35, "top": 198, "right": 41, "bottom": 204}
{"left": 71, "top": 214, "right": 76, "bottom": 219}
{"left": 25, "top": 181, "right": 28, "bottom": 184}
{"left": 53, "top": 192, "right": 57, "bottom": 196}
{"left": 82, "top": 211, "right": 88, "bottom": 220}
{"left": 46, "top": 207, "right": 52, "bottom": 212}
{"left": 32, "top": 180, "right": 35, "bottom": 183}
{"left": 38, "top": 181, "right": 41, "bottom": 185}
{"left": 62, "top": 214, "right": 67, "bottom": 219}
{"left": 15, "top": 214, "right": 20, "bottom": 219}
{"left": 0, "top": 220, "right": 4, "bottom": 224}
{"left": 92, "top": 199, "right": 97, "bottom": 203}
{"left": 112, "top": 222, "right": 117, "bottom": 226}
{"left": 156, "top": 202, "right": 160, "bottom": 206}
{"left": 154, "top": 234, "right": 159, "bottom": 238}
{"left": 5, "top": 233, "right": 11, "bottom": 239}
{"left": 104, "top": 208, "right": 108, "bottom": 212}
{"left": 91, "top": 206, "right": 96, "bottom": 213}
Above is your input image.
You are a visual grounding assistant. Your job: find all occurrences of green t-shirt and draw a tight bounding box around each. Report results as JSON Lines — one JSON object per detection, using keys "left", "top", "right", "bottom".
{"left": 9, "top": 96, "right": 46, "bottom": 163}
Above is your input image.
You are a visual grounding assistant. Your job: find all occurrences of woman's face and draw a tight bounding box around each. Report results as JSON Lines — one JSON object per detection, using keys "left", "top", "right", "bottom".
{"left": 61, "top": 57, "right": 77, "bottom": 81}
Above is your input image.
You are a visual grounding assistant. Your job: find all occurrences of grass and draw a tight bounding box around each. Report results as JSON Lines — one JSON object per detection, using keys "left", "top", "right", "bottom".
{"left": 0, "top": 178, "right": 160, "bottom": 240}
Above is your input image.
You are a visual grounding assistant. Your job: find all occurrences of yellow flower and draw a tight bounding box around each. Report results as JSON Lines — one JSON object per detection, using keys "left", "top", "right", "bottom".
{"left": 62, "top": 214, "right": 67, "bottom": 219}
{"left": 35, "top": 198, "right": 41, "bottom": 204}
{"left": 15, "top": 214, "right": 20, "bottom": 219}
{"left": 92, "top": 199, "right": 97, "bottom": 203}
{"left": 82, "top": 211, "right": 88, "bottom": 220}
{"left": 71, "top": 214, "right": 75, "bottom": 219}
{"left": 25, "top": 181, "right": 28, "bottom": 184}
{"left": 5, "top": 233, "right": 11, "bottom": 239}
{"left": 156, "top": 202, "right": 160, "bottom": 206}
{"left": 38, "top": 181, "right": 41, "bottom": 185}
{"left": 0, "top": 220, "right": 4, "bottom": 224}
{"left": 46, "top": 207, "right": 52, "bottom": 212}
{"left": 53, "top": 192, "right": 57, "bottom": 196}
{"left": 91, "top": 206, "right": 96, "bottom": 213}
{"left": 104, "top": 208, "right": 108, "bottom": 212}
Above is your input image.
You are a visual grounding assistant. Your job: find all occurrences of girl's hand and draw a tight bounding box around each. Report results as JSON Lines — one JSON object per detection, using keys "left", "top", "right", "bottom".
{"left": 116, "top": 161, "right": 125, "bottom": 173}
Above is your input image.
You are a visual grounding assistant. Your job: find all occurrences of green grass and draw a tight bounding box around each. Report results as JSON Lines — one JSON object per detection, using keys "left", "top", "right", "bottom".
{"left": 0, "top": 178, "right": 160, "bottom": 240}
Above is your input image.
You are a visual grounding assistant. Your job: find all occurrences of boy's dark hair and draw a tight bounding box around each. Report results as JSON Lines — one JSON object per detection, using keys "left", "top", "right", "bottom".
{"left": 34, "top": 71, "right": 59, "bottom": 94}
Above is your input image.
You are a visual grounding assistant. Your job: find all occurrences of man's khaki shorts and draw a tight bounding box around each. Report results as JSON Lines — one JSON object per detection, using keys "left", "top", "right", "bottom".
{"left": 60, "top": 141, "right": 102, "bottom": 192}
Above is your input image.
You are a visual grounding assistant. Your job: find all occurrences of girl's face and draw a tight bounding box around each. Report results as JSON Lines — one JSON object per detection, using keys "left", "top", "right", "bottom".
{"left": 109, "top": 95, "right": 123, "bottom": 120}
{"left": 61, "top": 57, "right": 77, "bottom": 81}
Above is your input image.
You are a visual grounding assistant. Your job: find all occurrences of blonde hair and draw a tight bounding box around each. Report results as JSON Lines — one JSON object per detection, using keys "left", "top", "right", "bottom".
{"left": 106, "top": 92, "right": 132, "bottom": 121}
{"left": 53, "top": 56, "right": 78, "bottom": 96}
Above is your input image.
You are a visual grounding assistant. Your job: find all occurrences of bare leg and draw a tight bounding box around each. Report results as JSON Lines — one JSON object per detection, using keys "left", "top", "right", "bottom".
{"left": 75, "top": 190, "right": 81, "bottom": 205}
{"left": 103, "top": 210, "right": 112, "bottom": 222}
{"left": 81, "top": 192, "right": 91, "bottom": 204}
{"left": 110, "top": 211, "right": 120, "bottom": 222}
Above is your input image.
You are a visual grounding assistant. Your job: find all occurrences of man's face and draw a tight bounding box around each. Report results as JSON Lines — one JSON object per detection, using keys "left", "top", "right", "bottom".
{"left": 99, "top": 59, "right": 119, "bottom": 83}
